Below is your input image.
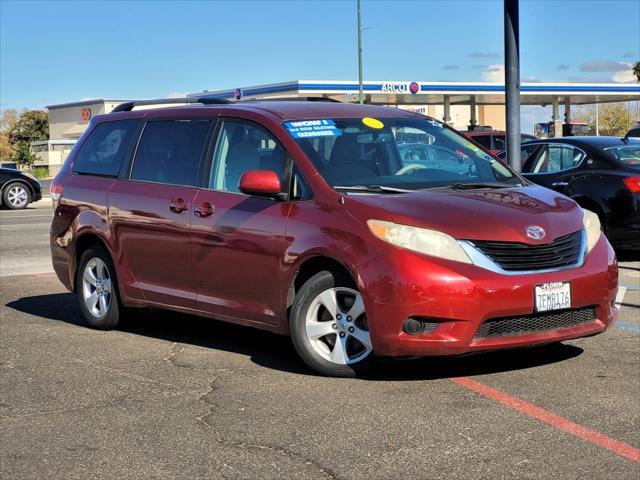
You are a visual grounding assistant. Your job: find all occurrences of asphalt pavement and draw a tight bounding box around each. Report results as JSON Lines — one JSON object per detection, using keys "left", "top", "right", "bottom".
{"left": 1, "top": 204, "right": 639, "bottom": 479}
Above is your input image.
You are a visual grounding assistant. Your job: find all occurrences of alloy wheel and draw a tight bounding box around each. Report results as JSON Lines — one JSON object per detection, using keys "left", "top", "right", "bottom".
{"left": 7, "top": 186, "right": 28, "bottom": 208}
{"left": 82, "top": 258, "right": 112, "bottom": 318}
{"left": 305, "top": 287, "right": 372, "bottom": 365}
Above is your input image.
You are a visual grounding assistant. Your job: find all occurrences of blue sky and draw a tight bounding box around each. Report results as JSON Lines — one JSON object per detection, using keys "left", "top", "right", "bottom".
{"left": 1, "top": 0, "right": 638, "bottom": 111}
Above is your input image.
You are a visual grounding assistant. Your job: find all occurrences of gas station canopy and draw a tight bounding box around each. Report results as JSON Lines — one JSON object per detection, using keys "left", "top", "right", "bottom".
{"left": 195, "top": 80, "right": 640, "bottom": 106}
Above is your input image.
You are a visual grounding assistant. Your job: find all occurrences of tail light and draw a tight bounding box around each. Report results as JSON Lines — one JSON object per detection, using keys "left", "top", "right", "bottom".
{"left": 50, "top": 179, "right": 63, "bottom": 209}
{"left": 623, "top": 176, "right": 640, "bottom": 193}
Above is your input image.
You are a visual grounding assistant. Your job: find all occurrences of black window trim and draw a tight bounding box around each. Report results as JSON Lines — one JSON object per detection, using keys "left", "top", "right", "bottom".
{"left": 126, "top": 117, "right": 217, "bottom": 189}
{"left": 72, "top": 118, "right": 142, "bottom": 178}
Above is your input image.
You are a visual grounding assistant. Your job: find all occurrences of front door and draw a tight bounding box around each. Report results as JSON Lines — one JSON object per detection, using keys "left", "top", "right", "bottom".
{"left": 108, "top": 118, "right": 212, "bottom": 308}
{"left": 190, "top": 118, "right": 291, "bottom": 325}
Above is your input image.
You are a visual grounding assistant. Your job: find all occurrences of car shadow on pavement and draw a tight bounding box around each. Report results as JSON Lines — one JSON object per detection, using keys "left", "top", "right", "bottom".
{"left": 7, "top": 292, "right": 584, "bottom": 380}
{"left": 616, "top": 249, "right": 640, "bottom": 262}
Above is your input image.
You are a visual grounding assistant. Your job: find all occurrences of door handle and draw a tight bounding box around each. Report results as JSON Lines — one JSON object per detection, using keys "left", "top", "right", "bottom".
{"left": 194, "top": 202, "right": 215, "bottom": 217}
{"left": 169, "top": 198, "right": 189, "bottom": 213}
{"left": 552, "top": 181, "right": 569, "bottom": 187}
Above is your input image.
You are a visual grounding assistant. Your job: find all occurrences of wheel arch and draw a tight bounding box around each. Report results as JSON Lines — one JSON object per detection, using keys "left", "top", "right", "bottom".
{"left": 72, "top": 232, "right": 114, "bottom": 293}
{"left": 286, "top": 254, "right": 359, "bottom": 312}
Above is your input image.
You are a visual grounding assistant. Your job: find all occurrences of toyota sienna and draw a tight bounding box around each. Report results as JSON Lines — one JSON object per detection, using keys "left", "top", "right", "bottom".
{"left": 50, "top": 98, "right": 619, "bottom": 377}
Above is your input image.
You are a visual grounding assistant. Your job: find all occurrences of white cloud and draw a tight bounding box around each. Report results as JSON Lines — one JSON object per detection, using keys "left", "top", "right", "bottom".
{"left": 167, "top": 92, "right": 187, "bottom": 98}
{"left": 481, "top": 64, "right": 504, "bottom": 82}
{"left": 611, "top": 63, "right": 635, "bottom": 83}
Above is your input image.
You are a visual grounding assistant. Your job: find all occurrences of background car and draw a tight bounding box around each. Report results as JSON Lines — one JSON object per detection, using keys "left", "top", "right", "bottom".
{"left": 397, "top": 142, "right": 472, "bottom": 175}
{"left": 498, "top": 136, "right": 640, "bottom": 250}
{"left": 463, "top": 130, "right": 537, "bottom": 155}
{"left": 0, "top": 167, "right": 43, "bottom": 209}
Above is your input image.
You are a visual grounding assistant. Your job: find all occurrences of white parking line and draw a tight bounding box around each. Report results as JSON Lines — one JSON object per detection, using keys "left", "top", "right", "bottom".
{"left": 614, "top": 286, "right": 627, "bottom": 309}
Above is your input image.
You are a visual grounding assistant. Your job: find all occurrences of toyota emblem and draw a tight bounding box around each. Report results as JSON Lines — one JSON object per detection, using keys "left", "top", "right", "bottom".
{"left": 525, "top": 225, "right": 546, "bottom": 240}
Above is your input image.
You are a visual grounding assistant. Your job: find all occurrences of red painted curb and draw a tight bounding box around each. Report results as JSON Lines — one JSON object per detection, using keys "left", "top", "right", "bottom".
{"left": 451, "top": 376, "right": 640, "bottom": 464}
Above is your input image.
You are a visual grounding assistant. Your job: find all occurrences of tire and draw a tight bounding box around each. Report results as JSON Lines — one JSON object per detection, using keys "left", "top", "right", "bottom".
{"left": 2, "top": 182, "right": 31, "bottom": 210}
{"left": 290, "top": 271, "right": 374, "bottom": 377}
{"left": 76, "top": 246, "right": 120, "bottom": 330}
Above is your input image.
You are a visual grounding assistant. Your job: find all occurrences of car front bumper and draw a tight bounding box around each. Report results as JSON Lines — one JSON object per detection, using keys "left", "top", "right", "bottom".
{"left": 359, "top": 234, "right": 619, "bottom": 357}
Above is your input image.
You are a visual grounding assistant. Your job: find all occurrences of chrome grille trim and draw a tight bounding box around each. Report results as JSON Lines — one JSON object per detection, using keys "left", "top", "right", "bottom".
{"left": 458, "top": 229, "right": 587, "bottom": 276}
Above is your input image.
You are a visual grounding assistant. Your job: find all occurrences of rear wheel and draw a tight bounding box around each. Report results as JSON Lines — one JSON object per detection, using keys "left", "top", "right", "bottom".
{"left": 290, "top": 271, "right": 373, "bottom": 377}
{"left": 76, "top": 246, "right": 120, "bottom": 330}
{"left": 3, "top": 182, "right": 30, "bottom": 209}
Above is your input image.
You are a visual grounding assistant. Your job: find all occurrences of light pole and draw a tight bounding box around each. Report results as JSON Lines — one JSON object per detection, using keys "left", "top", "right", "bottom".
{"left": 357, "top": 0, "right": 364, "bottom": 104}
{"left": 504, "top": 0, "right": 521, "bottom": 171}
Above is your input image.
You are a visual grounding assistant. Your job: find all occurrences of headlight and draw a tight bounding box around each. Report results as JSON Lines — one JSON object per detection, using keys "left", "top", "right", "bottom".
{"left": 582, "top": 208, "right": 601, "bottom": 253}
{"left": 367, "top": 219, "right": 472, "bottom": 264}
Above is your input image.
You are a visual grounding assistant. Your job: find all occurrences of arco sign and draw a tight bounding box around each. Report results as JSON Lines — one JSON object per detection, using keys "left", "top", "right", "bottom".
{"left": 380, "top": 81, "right": 421, "bottom": 94}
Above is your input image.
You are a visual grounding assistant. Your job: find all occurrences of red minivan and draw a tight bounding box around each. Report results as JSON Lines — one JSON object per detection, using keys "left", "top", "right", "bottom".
{"left": 50, "top": 98, "right": 619, "bottom": 377}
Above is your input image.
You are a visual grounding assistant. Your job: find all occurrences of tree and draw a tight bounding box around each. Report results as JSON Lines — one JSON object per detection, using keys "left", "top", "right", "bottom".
{"left": 633, "top": 61, "right": 640, "bottom": 82}
{"left": 574, "top": 102, "right": 634, "bottom": 137}
{"left": 0, "top": 133, "right": 15, "bottom": 161}
{"left": 0, "top": 108, "right": 19, "bottom": 134}
{"left": 4, "top": 110, "right": 49, "bottom": 166}
{"left": 8, "top": 110, "right": 48, "bottom": 145}
{"left": 11, "top": 142, "right": 37, "bottom": 166}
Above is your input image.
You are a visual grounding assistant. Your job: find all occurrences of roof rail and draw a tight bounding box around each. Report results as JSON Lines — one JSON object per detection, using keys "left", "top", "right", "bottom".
{"left": 242, "top": 96, "right": 342, "bottom": 103}
{"left": 111, "top": 96, "right": 232, "bottom": 113}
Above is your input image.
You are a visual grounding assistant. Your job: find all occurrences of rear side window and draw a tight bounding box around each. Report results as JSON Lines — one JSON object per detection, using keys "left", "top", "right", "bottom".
{"left": 131, "top": 120, "right": 211, "bottom": 187}
{"left": 73, "top": 120, "right": 139, "bottom": 176}
{"left": 529, "top": 144, "right": 585, "bottom": 173}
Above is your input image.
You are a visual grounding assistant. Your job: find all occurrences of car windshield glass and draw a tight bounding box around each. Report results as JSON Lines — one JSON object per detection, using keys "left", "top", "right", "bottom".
{"left": 602, "top": 144, "right": 640, "bottom": 168}
{"left": 285, "top": 117, "right": 522, "bottom": 191}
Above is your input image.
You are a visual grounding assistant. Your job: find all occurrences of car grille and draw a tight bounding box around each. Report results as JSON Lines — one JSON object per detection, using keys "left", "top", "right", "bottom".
{"left": 475, "top": 306, "right": 596, "bottom": 338}
{"left": 470, "top": 230, "right": 583, "bottom": 272}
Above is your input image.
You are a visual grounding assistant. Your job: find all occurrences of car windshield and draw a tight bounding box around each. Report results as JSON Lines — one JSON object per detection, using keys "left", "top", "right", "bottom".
{"left": 285, "top": 117, "right": 523, "bottom": 191}
{"left": 602, "top": 144, "right": 640, "bottom": 168}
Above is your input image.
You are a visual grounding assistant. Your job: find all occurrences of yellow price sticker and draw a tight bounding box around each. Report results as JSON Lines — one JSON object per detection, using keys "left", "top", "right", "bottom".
{"left": 362, "top": 117, "right": 384, "bottom": 129}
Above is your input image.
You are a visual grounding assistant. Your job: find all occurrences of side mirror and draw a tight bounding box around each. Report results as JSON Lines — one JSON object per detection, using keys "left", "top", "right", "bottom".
{"left": 238, "top": 170, "right": 282, "bottom": 198}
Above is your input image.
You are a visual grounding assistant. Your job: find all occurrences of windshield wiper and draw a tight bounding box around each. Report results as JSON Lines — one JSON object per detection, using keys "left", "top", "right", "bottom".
{"left": 333, "top": 185, "right": 413, "bottom": 194}
{"left": 447, "top": 182, "right": 519, "bottom": 190}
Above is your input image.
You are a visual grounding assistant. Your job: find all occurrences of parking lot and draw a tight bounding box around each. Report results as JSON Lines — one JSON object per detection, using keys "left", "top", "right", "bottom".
{"left": 1, "top": 203, "right": 638, "bottom": 479}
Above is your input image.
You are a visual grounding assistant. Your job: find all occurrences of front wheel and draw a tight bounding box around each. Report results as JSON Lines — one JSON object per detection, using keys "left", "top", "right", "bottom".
{"left": 3, "top": 182, "right": 30, "bottom": 209}
{"left": 290, "top": 271, "right": 373, "bottom": 377}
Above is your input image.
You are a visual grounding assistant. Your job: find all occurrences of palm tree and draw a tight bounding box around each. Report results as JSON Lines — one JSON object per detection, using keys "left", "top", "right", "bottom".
{"left": 633, "top": 62, "right": 640, "bottom": 82}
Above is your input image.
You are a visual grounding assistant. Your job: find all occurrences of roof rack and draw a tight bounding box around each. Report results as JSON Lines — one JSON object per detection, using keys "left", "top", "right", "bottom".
{"left": 241, "top": 96, "right": 342, "bottom": 103}
{"left": 111, "top": 96, "right": 232, "bottom": 113}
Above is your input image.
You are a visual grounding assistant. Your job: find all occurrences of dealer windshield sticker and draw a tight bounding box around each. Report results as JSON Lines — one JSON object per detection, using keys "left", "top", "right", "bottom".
{"left": 284, "top": 119, "right": 341, "bottom": 138}
{"left": 427, "top": 119, "right": 444, "bottom": 128}
{"left": 362, "top": 117, "right": 384, "bottom": 129}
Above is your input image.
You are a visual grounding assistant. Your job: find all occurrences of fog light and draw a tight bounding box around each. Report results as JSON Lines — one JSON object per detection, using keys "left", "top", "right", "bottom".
{"left": 403, "top": 317, "right": 440, "bottom": 335}
{"left": 403, "top": 318, "right": 424, "bottom": 335}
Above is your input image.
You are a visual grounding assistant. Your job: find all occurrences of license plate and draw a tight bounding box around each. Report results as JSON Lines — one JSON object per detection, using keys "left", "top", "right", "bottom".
{"left": 535, "top": 282, "right": 571, "bottom": 312}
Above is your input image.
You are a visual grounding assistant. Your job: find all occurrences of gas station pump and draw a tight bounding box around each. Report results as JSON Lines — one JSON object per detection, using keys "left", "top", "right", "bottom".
{"left": 534, "top": 121, "right": 588, "bottom": 138}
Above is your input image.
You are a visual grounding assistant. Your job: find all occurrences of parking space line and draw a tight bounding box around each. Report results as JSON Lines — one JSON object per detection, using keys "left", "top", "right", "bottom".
{"left": 615, "top": 286, "right": 627, "bottom": 308}
{"left": 450, "top": 376, "right": 640, "bottom": 464}
{"left": 615, "top": 322, "right": 640, "bottom": 333}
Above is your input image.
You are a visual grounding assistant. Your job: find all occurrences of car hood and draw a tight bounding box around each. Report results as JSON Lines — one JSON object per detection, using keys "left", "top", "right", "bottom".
{"left": 348, "top": 185, "right": 583, "bottom": 243}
